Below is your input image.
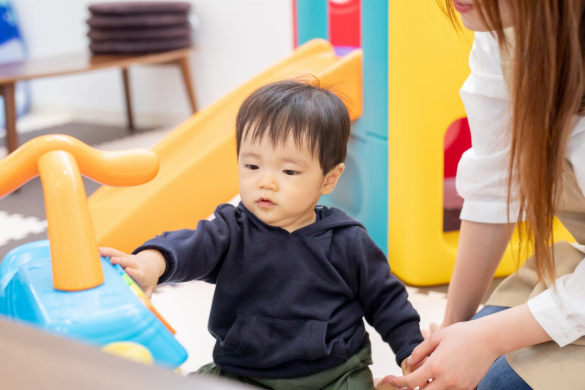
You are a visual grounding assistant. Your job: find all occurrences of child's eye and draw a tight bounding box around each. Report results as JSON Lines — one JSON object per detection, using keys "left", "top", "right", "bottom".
{"left": 283, "top": 170, "right": 299, "bottom": 176}
{"left": 245, "top": 164, "right": 259, "bottom": 170}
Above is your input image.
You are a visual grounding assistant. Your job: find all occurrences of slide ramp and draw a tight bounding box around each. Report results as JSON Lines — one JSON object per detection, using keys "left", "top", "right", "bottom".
{"left": 89, "top": 39, "right": 362, "bottom": 253}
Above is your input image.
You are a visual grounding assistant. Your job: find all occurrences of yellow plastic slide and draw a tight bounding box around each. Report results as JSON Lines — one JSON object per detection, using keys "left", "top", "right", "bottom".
{"left": 89, "top": 39, "right": 363, "bottom": 254}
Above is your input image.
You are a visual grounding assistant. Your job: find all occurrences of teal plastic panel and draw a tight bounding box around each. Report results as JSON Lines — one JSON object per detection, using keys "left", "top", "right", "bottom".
{"left": 295, "top": 1, "right": 390, "bottom": 254}
{"left": 296, "top": 0, "right": 328, "bottom": 45}
{"left": 322, "top": 132, "right": 388, "bottom": 254}
{"left": 352, "top": 1, "right": 388, "bottom": 140}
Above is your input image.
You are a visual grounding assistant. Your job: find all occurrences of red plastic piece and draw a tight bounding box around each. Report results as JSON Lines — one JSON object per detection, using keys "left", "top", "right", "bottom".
{"left": 329, "top": 0, "right": 361, "bottom": 48}
{"left": 444, "top": 117, "right": 472, "bottom": 178}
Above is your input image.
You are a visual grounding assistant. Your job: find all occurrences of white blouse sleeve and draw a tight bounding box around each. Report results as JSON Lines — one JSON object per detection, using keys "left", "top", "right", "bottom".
{"left": 456, "top": 32, "right": 522, "bottom": 223}
{"left": 528, "top": 260, "right": 585, "bottom": 346}
{"left": 528, "top": 121, "right": 585, "bottom": 347}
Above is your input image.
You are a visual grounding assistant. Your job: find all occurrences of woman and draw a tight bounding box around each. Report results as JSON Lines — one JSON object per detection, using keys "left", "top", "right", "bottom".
{"left": 383, "top": 1, "right": 585, "bottom": 389}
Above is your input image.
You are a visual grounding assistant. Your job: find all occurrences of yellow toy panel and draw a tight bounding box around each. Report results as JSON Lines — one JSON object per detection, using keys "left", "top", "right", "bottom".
{"left": 388, "top": 1, "right": 574, "bottom": 286}
{"left": 89, "top": 39, "right": 362, "bottom": 254}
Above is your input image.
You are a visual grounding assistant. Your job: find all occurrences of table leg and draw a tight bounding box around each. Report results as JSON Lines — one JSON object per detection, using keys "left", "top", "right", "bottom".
{"left": 121, "top": 67, "right": 135, "bottom": 132}
{"left": 1, "top": 82, "right": 18, "bottom": 154}
{"left": 178, "top": 56, "right": 197, "bottom": 114}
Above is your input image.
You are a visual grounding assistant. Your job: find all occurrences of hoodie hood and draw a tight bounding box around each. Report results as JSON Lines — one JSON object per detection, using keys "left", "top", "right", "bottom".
{"left": 236, "top": 202, "right": 364, "bottom": 236}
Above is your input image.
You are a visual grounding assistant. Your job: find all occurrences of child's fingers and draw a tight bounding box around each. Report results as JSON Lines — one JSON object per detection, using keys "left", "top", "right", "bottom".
{"left": 125, "top": 267, "right": 146, "bottom": 286}
{"left": 109, "top": 255, "right": 136, "bottom": 270}
{"left": 125, "top": 266, "right": 140, "bottom": 280}
{"left": 142, "top": 285, "right": 155, "bottom": 299}
{"left": 125, "top": 267, "right": 153, "bottom": 297}
{"left": 99, "top": 247, "right": 129, "bottom": 258}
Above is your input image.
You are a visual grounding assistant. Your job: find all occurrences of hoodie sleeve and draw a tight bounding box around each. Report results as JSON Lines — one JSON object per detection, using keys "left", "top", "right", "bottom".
{"left": 133, "top": 204, "right": 233, "bottom": 284}
{"left": 352, "top": 227, "right": 424, "bottom": 366}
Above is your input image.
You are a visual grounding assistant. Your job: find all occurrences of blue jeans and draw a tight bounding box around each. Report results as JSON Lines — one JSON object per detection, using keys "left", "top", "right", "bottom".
{"left": 472, "top": 306, "right": 533, "bottom": 390}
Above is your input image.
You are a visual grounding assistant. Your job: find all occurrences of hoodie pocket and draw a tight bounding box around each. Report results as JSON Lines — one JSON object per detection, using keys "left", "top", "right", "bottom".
{"left": 214, "top": 314, "right": 347, "bottom": 369}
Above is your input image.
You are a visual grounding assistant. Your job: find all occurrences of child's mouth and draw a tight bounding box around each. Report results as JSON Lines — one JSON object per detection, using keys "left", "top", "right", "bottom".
{"left": 257, "top": 198, "right": 275, "bottom": 208}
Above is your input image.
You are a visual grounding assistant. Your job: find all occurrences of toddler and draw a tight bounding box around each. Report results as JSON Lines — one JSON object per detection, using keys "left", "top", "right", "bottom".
{"left": 100, "top": 79, "right": 423, "bottom": 389}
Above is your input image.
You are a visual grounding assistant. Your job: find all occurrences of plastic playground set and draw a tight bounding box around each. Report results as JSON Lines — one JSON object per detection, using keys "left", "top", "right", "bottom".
{"left": 0, "top": 0, "right": 575, "bottom": 371}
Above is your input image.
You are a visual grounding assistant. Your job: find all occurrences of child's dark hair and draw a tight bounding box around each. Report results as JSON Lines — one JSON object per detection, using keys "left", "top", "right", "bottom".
{"left": 235, "top": 78, "right": 350, "bottom": 174}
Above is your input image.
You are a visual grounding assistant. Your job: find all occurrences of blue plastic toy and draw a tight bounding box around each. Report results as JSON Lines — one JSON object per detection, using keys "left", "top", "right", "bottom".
{"left": 0, "top": 135, "right": 187, "bottom": 369}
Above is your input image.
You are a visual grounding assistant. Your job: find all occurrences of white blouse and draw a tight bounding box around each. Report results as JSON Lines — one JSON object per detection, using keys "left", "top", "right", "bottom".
{"left": 457, "top": 32, "right": 585, "bottom": 347}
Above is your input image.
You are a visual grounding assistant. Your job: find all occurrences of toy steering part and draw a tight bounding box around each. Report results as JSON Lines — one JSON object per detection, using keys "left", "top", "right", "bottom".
{"left": 0, "top": 134, "right": 159, "bottom": 291}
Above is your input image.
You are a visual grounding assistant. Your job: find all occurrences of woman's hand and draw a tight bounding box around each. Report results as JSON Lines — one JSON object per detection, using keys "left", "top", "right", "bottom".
{"left": 421, "top": 322, "right": 442, "bottom": 339}
{"left": 383, "top": 321, "right": 500, "bottom": 390}
{"left": 99, "top": 247, "right": 166, "bottom": 298}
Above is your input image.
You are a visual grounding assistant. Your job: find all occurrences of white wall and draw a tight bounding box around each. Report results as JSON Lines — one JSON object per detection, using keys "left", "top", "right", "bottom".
{"left": 13, "top": 0, "right": 293, "bottom": 127}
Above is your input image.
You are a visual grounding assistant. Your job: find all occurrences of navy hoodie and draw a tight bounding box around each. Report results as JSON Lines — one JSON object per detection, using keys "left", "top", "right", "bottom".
{"left": 135, "top": 203, "right": 423, "bottom": 379}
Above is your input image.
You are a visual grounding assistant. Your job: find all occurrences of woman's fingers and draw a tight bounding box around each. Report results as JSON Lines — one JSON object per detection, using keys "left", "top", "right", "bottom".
{"left": 374, "top": 378, "right": 400, "bottom": 390}
{"left": 409, "top": 335, "right": 440, "bottom": 367}
{"left": 386, "top": 339, "right": 441, "bottom": 389}
{"left": 422, "top": 322, "right": 443, "bottom": 339}
{"left": 430, "top": 323, "right": 440, "bottom": 333}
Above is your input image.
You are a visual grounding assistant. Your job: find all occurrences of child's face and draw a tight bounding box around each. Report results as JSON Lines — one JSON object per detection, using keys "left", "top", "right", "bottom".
{"left": 238, "top": 133, "right": 344, "bottom": 232}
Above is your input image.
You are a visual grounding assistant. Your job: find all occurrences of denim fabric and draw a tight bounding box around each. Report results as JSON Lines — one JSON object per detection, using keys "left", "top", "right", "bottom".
{"left": 471, "top": 305, "right": 509, "bottom": 320}
{"left": 473, "top": 306, "right": 533, "bottom": 390}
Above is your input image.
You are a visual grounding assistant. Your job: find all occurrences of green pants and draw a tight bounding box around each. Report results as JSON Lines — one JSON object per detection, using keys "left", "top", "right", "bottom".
{"left": 192, "top": 342, "right": 375, "bottom": 390}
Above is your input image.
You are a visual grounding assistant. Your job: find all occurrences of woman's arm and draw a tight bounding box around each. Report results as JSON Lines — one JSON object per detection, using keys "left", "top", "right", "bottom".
{"left": 443, "top": 220, "right": 515, "bottom": 326}
{"left": 383, "top": 303, "right": 551, "bottom": 390}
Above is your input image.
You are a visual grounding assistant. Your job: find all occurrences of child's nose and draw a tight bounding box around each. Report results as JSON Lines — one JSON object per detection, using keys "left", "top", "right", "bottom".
{"left": 258, "top": 174, "right": 278, "bottom": 191}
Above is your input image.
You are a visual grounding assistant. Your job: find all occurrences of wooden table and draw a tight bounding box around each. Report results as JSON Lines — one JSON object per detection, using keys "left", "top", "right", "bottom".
{"left": 0, "top": 317, "right": 251, "bottom": 390}
{"left": 0, "top": 47, "right": 197, "bottom": 154}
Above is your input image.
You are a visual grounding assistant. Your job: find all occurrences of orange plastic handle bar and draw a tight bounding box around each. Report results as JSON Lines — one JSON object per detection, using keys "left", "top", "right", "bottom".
{"left": 0, "top": 134, "right": 159, "bottom": 196}
{"left": 0, "top": 135, "right": 159, "bottom": 291}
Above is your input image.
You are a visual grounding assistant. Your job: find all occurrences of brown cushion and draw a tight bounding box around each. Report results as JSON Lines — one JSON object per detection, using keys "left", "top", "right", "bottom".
{"left": 87, "top": 14, "right": 189, "bottom": 28}
{"left": 89, "top": 37, "right": 191, "bottom": 54}
{"left": 89, "top": 2, "right": 191, "bottom": 15}
{"left": 88, "top": 25, "right": 190, "bottom": 40}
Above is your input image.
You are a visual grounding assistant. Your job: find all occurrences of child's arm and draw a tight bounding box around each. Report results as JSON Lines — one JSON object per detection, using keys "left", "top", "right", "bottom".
{"left": 351, "top": 228, "right": 424, "bottom": 367}
{"left": 99, "top": 247, "right": 166, "bottom": 299}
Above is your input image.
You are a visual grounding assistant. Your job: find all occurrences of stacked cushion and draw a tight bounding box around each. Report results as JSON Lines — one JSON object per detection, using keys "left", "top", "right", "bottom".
{"left": 87, "top": 2, "right": 192, "bottom": 54}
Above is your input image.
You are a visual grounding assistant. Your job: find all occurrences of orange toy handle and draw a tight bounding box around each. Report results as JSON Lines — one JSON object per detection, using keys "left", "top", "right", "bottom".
{"left": 0, "top": 135, "right": 159, "bottom": 291}
{"left": 0, "top": 134, "right": 159, "bottom": 196}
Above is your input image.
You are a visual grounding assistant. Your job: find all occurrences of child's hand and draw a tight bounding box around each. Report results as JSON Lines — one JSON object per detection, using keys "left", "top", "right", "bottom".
{"left": 99, "top": 247, "right": 166, "bottom": 299}
{"left": 373, "top": 359, "right": 412, "bottom": 390}
{"left": 401, "top": 357, "right": 413, "bottom": 376}
{"left": 375, "top": 356, "right": 429, "bottom": 390}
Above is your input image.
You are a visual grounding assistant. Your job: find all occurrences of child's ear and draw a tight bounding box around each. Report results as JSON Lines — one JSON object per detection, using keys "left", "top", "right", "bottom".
{"left": 321, "top": 163, "right": 345, "bottom": 195}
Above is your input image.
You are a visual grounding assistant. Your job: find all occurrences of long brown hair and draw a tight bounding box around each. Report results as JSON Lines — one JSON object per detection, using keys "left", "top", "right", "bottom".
{"left": 440, "top": 1, "right": 585, "bottom": 283}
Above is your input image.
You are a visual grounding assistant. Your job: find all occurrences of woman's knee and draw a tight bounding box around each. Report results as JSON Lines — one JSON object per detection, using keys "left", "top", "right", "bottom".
{"left": 477, "top": 356, "right": 531, "bottom": 390}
